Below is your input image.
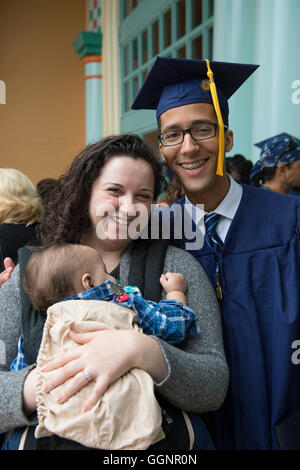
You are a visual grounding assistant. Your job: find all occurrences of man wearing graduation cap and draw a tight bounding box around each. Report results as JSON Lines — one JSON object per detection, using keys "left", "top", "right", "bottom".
{"left": 132, "top": 57, "right": 300, "bottom": 450}
{"left": 249, "top": 132, "right": 300, "bottom": 195}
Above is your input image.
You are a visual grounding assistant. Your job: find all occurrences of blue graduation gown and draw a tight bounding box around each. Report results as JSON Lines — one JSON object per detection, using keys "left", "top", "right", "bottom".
{"left": 173, "top": 184, "right": 300, "bottom": 449}
{"left": 289, "top": 189, "right": 300, "bottom": 198}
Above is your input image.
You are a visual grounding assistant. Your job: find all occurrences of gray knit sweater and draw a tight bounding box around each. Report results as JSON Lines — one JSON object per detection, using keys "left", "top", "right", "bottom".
{"left": 0, "top": 244, "right": 229, "bottom": 433}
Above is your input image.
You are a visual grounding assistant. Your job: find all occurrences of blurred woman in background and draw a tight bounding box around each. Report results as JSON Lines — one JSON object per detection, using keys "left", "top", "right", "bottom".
{"left": 0, "top": 168, "right": 43, "bottom": 272}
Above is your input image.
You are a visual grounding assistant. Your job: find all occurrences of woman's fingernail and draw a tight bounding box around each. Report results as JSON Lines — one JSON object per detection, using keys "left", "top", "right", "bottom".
{"left": 43, "top": 385, "right": 49, "bottom": 393}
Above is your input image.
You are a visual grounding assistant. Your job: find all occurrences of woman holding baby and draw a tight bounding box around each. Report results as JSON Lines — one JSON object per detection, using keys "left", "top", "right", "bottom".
{"left": 0, "top": 134, "right": 228, "bottom": 450}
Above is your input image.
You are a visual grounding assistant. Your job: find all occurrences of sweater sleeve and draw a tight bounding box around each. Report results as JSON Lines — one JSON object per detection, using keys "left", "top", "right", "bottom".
{"left": 0, "top": 265, "right": 37, "bottom": 433}
{"left": 121, "top": 244, "right": 229, "bottom": 414}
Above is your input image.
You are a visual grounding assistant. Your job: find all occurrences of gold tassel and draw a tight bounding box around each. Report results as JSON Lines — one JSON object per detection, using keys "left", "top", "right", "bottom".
{"left": 205, "top": 59, "right": 224, "bottom": 176}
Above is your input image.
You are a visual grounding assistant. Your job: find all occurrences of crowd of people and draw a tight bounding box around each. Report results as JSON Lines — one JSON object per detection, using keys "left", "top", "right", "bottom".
{"left": 0, "top": 56, "right": 300, "bottom": 451}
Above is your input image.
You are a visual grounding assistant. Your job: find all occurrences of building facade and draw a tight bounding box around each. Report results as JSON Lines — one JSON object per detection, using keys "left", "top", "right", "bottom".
{"left": 77, "top": 0, "right": 300, "bottom": 162}
{"left": 1, "top": 0, "right": 299, "bottom": 184}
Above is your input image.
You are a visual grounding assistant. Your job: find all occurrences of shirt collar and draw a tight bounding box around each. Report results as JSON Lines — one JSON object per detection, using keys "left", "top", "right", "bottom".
{"left": 185, "top": 174, "right": 243, "bottom": 223}
{"left": 64, "top": 280, "right": 115, "bottom": 301}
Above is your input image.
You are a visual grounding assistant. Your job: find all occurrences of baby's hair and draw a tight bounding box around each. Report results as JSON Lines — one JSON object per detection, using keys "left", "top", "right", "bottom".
{"left": 23, "top": 243, "right": 95, "bottom": 312}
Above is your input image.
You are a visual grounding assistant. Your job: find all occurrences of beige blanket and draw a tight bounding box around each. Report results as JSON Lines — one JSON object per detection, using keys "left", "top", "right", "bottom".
{"left": 35, "top": 299, "right": 164, "bottom": 449}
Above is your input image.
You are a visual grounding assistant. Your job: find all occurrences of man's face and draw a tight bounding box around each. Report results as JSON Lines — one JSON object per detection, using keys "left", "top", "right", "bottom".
{"left": 283, "top": 159, "right": 300, "bottom": 190}
{"left": 159, "top": 103, "right": 233, "bottom": 201}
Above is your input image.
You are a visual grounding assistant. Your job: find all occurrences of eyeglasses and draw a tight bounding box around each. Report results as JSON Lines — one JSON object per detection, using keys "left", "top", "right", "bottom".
{"left": 158, "top": 122, "right": 228, "bottom": 147}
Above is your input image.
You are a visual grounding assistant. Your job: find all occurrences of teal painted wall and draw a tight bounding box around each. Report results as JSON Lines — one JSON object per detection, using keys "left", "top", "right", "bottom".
{"left": 214, "top": 0, "right": 300, "bottom": 162}
{"left": 252, "top": 0, "right": 300, "bottom": 161}
{"left": 213, "top": 0, "right": 256, "bottom": 161}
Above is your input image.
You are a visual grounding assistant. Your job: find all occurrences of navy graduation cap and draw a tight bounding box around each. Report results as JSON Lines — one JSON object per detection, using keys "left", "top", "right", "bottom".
{"left": 132, "top": 56, "right": 259, "bottom": 176}
{"left": 250, "top": 132, "right": 300, "bottom": 183}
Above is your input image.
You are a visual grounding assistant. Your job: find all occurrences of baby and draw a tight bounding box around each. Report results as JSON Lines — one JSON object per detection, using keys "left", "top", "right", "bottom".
{"left": 18, "top": 243, "right": 200, "bottom": 450}
{"left": 22, "top": 243, "right": 199, "bottom": 343}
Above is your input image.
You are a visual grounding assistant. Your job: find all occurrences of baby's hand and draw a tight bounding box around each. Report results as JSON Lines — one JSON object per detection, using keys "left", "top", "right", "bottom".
{"left": 160, "top": 272, "right": 187, "bottom": 294}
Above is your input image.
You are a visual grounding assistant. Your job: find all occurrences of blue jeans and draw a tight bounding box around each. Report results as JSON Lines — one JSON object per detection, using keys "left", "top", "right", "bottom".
{"left": 1, "top": 427, "right": 25, "bottom": 450}
{"left": 188, "top": 413, "right": 215, "bottom": 450}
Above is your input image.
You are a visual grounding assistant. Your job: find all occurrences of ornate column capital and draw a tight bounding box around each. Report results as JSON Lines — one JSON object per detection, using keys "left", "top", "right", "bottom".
{"left": 72, "top": 31, "right": 102, "bottom": 59}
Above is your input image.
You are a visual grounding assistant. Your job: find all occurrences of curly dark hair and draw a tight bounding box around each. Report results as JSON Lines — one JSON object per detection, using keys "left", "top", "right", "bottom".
{"left": 38, "top": 134, "right": 167, "bottom": 246}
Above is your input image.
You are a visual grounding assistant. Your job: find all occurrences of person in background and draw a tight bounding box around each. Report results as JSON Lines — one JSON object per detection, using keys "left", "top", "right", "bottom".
{"left": 132, "top": 56, "right": 300, "bottom": 449}
{"left": 0, "top": 168, "right": 43, "bottom": 272}
{"left": 249, "top": 133, "right": 300, "bottom": 194}
{"left": 158, "top": 174, "right": 185, "bottom": 206}
{"left": 226, "top": 154, "right": 253, "bottom": 184}
{"left": 0, "top": 177, "right": 59, "bottom": 286}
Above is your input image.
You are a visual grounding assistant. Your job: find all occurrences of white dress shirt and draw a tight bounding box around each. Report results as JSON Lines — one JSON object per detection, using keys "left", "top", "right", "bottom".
{"left": 185, "top": 174, "right": 243, "bottom": 243}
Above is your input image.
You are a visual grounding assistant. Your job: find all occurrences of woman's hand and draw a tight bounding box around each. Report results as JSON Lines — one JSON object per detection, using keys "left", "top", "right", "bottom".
{"left": 42, "top": 329, "right": 139, "bottom": 412}
{"left": 0, "top": 258, "right": 15, "bottom": 287}
{"left": 42, "top": 328, "right": 168, "bottom": 412}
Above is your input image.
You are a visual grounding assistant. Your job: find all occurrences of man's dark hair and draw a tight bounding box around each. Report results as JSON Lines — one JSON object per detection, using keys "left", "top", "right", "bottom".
{"left": 251, "top": 162, "right": 293, "bottom": 186}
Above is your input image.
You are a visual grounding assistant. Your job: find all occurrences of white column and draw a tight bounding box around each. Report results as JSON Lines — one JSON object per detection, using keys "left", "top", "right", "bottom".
{"left": 101, "top": 0, "right": 121, "bottom": 135}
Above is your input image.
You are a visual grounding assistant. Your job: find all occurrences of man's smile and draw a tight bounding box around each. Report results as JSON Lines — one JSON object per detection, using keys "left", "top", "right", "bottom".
{"left": 178, "top": 157, "right": 210, "bottom": 174}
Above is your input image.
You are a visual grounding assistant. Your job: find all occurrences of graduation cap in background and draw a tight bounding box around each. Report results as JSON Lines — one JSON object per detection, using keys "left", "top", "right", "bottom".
{"left": 249, "top": 132, "right": 300, "bottom": 183}
{"left": 254, "top": 132, "right": 300, "bottom": 156}
{"left": 132, "top": 56, "right": 259, "bottom": 176}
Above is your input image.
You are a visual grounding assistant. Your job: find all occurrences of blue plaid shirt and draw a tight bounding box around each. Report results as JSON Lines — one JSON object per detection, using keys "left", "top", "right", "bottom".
{"left": 65, "top": 281, "right": 200, "bottom": 343}
{"left": 11, "top": 281, "right": 200, "bottom": 371}
{"left": 10, "top": 335, "right": 27, "bottom": 371}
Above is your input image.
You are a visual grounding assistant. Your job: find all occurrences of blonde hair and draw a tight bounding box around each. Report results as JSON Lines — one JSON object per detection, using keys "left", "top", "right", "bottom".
{"left": 0, "top": 168, "right": 44, "bottom": 225}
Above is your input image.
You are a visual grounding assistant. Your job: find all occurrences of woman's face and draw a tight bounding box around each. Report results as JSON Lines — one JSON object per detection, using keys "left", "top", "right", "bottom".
{"left": 88, "top": 156, "right": 155, "bottom": 245}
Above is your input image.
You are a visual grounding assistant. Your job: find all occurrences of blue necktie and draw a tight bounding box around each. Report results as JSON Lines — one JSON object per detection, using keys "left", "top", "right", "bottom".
{"left": 204, "top": 213, "right": 224, "bottom": 300}
{"left": 204, "top": 213, "right": 224, "bottom": 256}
